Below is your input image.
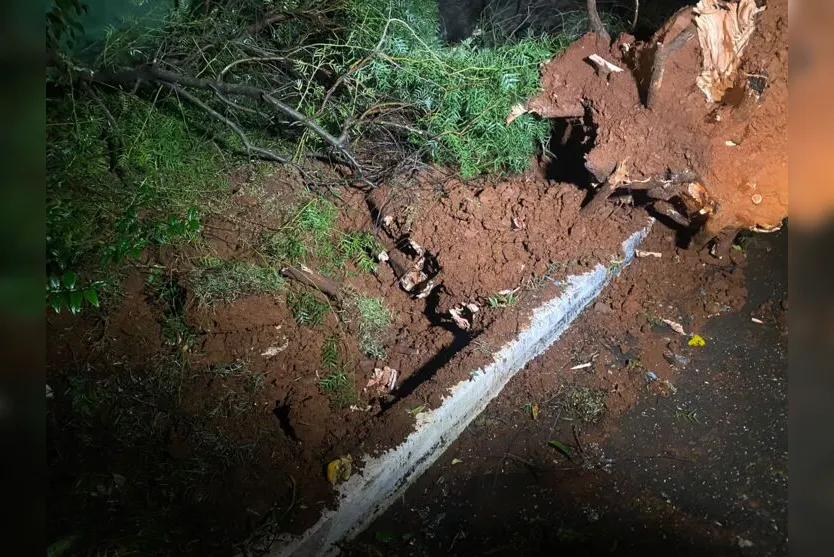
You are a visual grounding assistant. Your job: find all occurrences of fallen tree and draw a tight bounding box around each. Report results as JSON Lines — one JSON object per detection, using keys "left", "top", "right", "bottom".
{"left": 511, "top": 0, "right": 788, "bottom": 256}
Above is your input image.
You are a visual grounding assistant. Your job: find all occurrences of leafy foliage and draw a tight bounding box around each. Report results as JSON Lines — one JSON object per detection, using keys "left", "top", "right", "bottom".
{"left": 339, "top": 232, "right": 383, "bottom": 273}
{"left": 487, "top": 290, "right": 518, "bottom": 308}
{"left": 47, "top": 0, "right": 88, "bottom": 53}
{"left": 46, "top": 271, "right": 103, "bottom": 315}
{"left": 291, "top": 0, "right": 570, "bottom": 178}
{"left": 46, "top": 91, "right": 227, "bottom": 312}
{"left": 264, "top": 196, "right": 382, "bottom": 275}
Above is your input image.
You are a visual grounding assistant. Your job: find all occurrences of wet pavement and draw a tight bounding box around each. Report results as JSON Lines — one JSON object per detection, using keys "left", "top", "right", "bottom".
{"left": 350, "top": 229, "right": 787, "bottom": 557}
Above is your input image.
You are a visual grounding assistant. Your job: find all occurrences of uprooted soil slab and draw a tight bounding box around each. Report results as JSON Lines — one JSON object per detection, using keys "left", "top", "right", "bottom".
{"left": 46, "top": 163, "right": 648, "bottom": 555}
{"left": 519, "top": 0, "right": 787, "bottom": 238}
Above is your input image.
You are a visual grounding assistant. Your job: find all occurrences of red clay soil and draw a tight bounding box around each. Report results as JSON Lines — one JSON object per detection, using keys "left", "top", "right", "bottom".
{"left": 499, "top": 222, "right": 751, "bottom": 441}
{"left": 523, "top": 0, "right": 788, "bottom": 238}
{"left": 402, "top": 220, "right": 753, "bottom": 492}
{"left": 46, "top": 163, "right": 647, "bottom": 552}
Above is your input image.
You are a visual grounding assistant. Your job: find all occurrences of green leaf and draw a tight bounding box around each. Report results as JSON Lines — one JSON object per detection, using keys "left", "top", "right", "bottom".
{"left": 62, "top": 271, "right": 77, "bottom": 290}
{"left": 49, "top": 295, "right": 63, "bottom": 314}
{"left": 547, "top": 439, "right": 573, "bottom": 460}
{"left": 49, "top": 275, "right": 60, "bottom": 290}
{"left": 84, "top": 287, "right": 100, "bottom": 308}
{"left": 69, "top": 291, "right": 83, "bottom": 314}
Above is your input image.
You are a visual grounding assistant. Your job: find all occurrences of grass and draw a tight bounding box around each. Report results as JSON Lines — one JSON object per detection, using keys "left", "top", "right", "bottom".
{"left": 287, "top": 290, "right": 330, "bottom": 327}
{"left": 675, "top": 408, "right": 701, "bottom": 424}
{"left": 262, "top": 196, "right": 382, "bottom": 277}
{"left": 487, "top": 290, "right": 518, "bottom": 308}
{"left": 191, "top": 261, "right": 286, "bottom": 306}
{"left": 318, "top": 335, "right": 358, "bottom": 408}
{"left": 347, "top": 292, "right": 391, "bottom": 359}
{"left": 46, "top": 90, "right": 230, "bottom": 313}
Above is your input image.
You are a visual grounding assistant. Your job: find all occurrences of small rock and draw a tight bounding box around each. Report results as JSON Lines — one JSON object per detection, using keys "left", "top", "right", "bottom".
{"left": 593, "top": 301, "right": 612, "bottom": 314}
{"left": 705, "top": 301, "right": 722, "bottom": 315}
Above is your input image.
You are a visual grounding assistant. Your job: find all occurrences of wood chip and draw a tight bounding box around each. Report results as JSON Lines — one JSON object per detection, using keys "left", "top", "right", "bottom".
{"left": 365, "top": 366, "right": 398, "bottom": 394}
{"left": 587, "top": 54, "right": 624, "bottom": 73}
{"left": 570, "top": 362, "right": 592, "bottom": 370}
{"left": 751, "top": 317, "right": 764, "bottom": 324}
{"left": 662, "top": 318, "right": 687, "bottom": 336}
{"left": 635, "top": 249, "right": 663, "bottom": 258}
{"left": 506, "top": 102, "right": 528, "bottom": 124}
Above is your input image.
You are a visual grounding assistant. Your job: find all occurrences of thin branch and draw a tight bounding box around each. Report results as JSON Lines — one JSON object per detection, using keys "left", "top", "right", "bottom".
{"left": 587, "top": 0, "right": 611, "bottom": 43}
{"left": 87, "top": 65, "right": 370, "bottom": 180}
{"left": 632, "top": 0, "right": 640, "bottom": 31}
{"left": 209, "top": 85, "right": 268, "bottom": 117}
{"left": 218, "top": 55, "right": 290, "bottom": 83}
{"left": 281, "top": 265, "right": 343, "bottom": 301}
{"left": 161, "top": 81, "right": 289, "bottom": 163}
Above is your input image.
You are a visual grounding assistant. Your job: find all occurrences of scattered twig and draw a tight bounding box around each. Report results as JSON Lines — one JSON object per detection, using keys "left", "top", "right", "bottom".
{"left": 571, "top": 424, "right": 585, "bottom": 456}
{"left": 87, "top": 65, "right": 370, "bottom": 180}
{"left": 161, "top": 81, "right": 289, "bottom": 163}
{"left": 278, "top": 474, "right": 297, "bottom": 523}
{"left": 86, "top": 85, "right": 127, "bottom": 180}
{"left": 632, "top": 0, "right": 640, "bottom": 30}
{"left": 281, "top": 265, "right": 343, "bottom": 301}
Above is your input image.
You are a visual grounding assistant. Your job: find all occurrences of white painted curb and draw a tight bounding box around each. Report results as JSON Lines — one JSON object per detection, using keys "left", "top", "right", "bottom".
{"left": 269, "top": 222, "right": 652, "bottom": 557}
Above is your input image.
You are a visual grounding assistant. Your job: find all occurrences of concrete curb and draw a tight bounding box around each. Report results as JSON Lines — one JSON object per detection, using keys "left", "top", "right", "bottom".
{"left": 270, "top": 222, "right": 652, "bottom": 557}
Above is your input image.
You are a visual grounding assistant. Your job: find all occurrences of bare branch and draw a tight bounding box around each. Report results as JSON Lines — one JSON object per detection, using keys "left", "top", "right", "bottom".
{"left": 281, "top": 266, "right": 343, "bottom": 301}
{"left": 160, "top": 80, "right": 289, "bottom": 163}
{"left": 87, "top": 65, "right": 370, "bottom": 179}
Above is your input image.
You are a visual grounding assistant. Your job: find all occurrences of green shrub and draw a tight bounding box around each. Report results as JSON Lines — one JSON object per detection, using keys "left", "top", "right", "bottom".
{"left": 318, "top": 0, "right": 569, "bottom": 177}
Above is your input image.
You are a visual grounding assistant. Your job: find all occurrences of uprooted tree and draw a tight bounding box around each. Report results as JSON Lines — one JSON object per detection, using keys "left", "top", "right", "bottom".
{"left": 48, "top": 0, "right": 787, "bottom": 263}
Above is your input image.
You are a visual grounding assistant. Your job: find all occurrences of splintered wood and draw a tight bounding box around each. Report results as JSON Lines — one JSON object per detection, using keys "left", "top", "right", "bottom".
{"left": 693, "top": 0, "right": 766, "bottom": 102}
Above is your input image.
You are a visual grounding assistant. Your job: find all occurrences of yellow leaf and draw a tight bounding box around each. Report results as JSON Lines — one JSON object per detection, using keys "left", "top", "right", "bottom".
{"left": 531, "top": 403, "right": 539, "bottom": 420}
{"left": 326, "top": 455, "right": 352, "bottom": 486}
{"left": 688, "top": 334, "right": 706, "bottom": 347}
{"left": 451, "top": 458, "right": 463, "bottom": 465}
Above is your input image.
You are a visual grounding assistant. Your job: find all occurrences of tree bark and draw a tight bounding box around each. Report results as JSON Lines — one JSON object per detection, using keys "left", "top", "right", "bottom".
{"left": 587, "top": 0, "right": 611, "bottom": 43}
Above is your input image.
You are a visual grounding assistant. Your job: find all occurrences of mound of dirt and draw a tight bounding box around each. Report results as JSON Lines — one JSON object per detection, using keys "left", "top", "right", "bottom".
{"left": 518, "top": 0, "right": 787, "bottom": 240}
